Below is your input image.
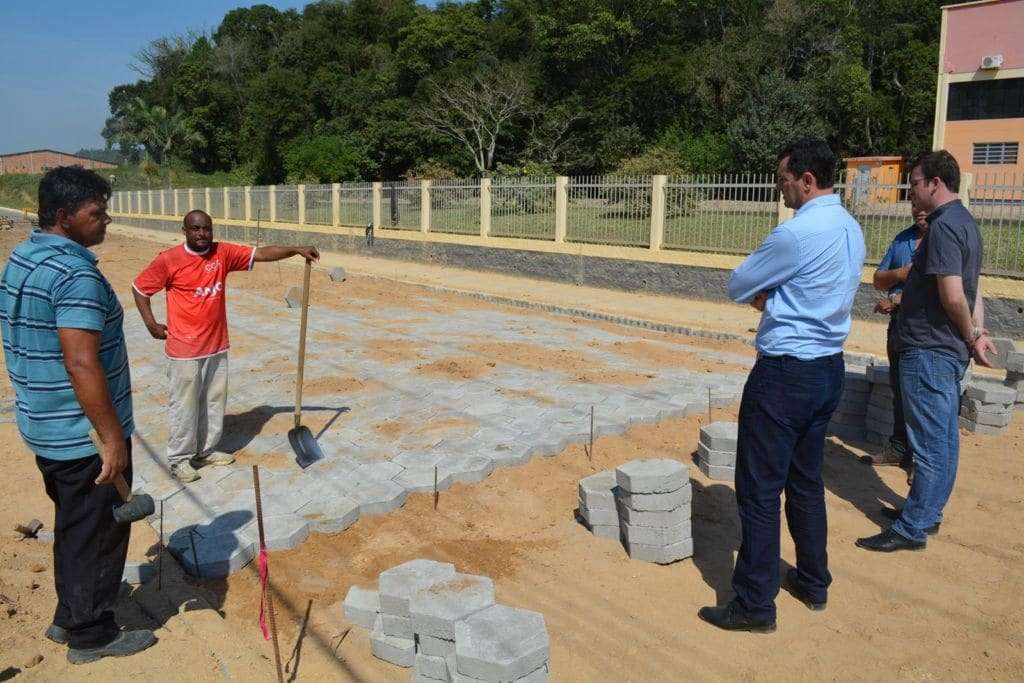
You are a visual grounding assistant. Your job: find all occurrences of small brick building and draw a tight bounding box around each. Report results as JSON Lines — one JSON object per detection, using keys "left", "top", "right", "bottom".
{"left": 0, "top": 149, "right": 116, "bottom": 175}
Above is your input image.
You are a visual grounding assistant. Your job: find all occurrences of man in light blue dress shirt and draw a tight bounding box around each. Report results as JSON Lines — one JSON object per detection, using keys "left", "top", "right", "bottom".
{"left": 699, "top": 139, "right": 866, "bottom": 633}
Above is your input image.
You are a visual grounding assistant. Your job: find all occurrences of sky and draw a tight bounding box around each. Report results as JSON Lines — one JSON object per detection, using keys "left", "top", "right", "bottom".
{"left": 0, "top": 1, "right": 313, "bottom": 155}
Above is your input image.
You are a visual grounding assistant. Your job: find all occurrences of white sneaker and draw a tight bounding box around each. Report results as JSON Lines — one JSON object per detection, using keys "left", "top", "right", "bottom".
{"left": 190, "top": 451, "right": 235, "bottom": 468}
{"left": 170, "top": 461, "right": 200, "bottom": 483}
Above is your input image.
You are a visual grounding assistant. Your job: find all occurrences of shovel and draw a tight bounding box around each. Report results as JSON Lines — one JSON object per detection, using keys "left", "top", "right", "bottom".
{"left": 288, "top": 259, "right": 326, "bottom": 468}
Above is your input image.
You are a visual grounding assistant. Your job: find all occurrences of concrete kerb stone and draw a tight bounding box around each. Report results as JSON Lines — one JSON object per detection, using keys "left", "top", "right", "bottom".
{"left": 697, "top": 459, "right": 735, "bottom": 481}
{"left": 454, "top": 605, "right": 550, "bottom": 682}
{"left": 617, "top": 503, "right": 690, "bottom": 527}
{"left": 620, "top": 519, "right": 692, "bottom": 546}
{"left": 578, "top": 471, "right": 617, "bottom": 510}
{"left": 615, "top": 459, "right": 689, "bottom": 494}
{"left": 696, "top": 442, "right": 735, "bottom": 467}
{"left": 617, "top": 485, "right": 692, "bottom": 512}
{"left": 964, "top": 383, "right": 1017, "bottom": 406}
{"left": 410, "top": 573, "right": 496, "bottom": 640}
{"left": 342, "top": 584, "right": 380, "bottom": 629}
{"left": 379, "top": 559, "right": 457, "bottom": 618}
{"left": 698, "top": 422, "right": 738, "bottom": 452}
{"left": 370, "top": 615, "right": 416, "bottom": 668}
{"left": 579, "top": 504, "right": 618, "bottom": 528}
{"left": 624, "top": 537, "right": 694, "bottom": 564}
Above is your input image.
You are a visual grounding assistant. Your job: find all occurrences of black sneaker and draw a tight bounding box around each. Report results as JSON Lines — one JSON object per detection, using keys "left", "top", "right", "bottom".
{"left": 67, "top": 629, "right": 157, "bottom": 665}
{"left": 44, "top": 623, "right": 68, "bottom": 644}
{"left": 785, "top": 568, "right": 827, "bottom": 611}
{"left": 698, "top": 601, "right": 776, "bottom": 633}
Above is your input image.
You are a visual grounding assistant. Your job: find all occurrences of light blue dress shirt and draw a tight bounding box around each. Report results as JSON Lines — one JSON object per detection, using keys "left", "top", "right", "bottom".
{"left": 728, "top": 193, "right": 866, "bottom": 360}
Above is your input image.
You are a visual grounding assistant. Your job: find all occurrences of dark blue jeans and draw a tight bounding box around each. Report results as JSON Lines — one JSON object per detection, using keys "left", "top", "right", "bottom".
{"left": 893, "top": 348, "right": 967, "bottom": 542}
{"left": 732, "top": 353, "right": 843, "bottom": 621}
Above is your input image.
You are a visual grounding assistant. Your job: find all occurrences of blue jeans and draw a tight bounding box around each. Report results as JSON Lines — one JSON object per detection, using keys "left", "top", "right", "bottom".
{"left": 732, "top": 353, "right": 843, "bottom": 621}
{"left": 893, "top": 348, "right": 967, "bottom": 543}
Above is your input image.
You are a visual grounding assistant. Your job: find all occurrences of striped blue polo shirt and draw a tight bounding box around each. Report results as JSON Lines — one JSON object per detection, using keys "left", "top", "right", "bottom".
{"left": 1, "top": 231, "right": 133, "bottom": 459}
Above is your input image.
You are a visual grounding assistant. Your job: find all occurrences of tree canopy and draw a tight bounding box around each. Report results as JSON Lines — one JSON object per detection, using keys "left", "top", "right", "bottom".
{"left": 103, "top": 0, "right": 944, "bottom": 182}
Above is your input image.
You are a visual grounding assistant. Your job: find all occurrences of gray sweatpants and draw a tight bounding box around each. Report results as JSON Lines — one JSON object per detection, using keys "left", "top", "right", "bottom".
{"left": 166, "top": 351, "right": 228, "bottom": 465}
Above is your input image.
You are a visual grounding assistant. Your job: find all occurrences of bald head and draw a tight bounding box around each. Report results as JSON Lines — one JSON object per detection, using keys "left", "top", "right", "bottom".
{"left": 182, "top": 209, "right": 213, "bottom": 251}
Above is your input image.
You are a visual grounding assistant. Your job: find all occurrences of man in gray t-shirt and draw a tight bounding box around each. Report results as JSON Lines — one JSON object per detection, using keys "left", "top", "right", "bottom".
{"left": 857, "top": 150, "right": 995, "bottom": 553}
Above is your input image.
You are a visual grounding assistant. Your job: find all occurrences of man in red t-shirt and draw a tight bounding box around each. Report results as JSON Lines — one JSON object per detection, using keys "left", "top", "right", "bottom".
{"left": 133, "top": 209, "right": 319, "bottom": 482}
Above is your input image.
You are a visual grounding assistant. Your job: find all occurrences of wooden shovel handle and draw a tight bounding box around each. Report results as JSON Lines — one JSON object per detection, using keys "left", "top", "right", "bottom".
{"left": 294, "top": 260, "right": 312, "bottom": 428}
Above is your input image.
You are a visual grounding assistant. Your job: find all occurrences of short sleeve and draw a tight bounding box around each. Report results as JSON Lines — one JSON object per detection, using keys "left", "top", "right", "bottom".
{"left": 54, "top": 268, "right": 108, "bottom": 331}
{"left": 133, "top": 253, "right": 169, "bottom": 297}
{"left": 921, "top": 221, "right": 963, "bottom": 277}
{"left": 878, "top": 240, "right": 897, "bottom": 271}
{"left": 222, "top": 243, "right": 255, "bottom": 273}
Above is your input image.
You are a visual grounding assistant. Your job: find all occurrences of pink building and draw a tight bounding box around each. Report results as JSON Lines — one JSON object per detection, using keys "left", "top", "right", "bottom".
{"left": 0, "top": 149, "right": 116, "bottom": 175}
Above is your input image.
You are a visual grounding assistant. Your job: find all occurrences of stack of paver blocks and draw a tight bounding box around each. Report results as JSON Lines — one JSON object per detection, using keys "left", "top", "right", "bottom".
{"left": 999, "top": 342, "right": 1024, "bottom": 411}
{"left": 696, "top": 421, "right": 737, "bottom": 481}
{"left": 828, "top": 367, "right": 870, "bottom": 441}
{"left": 577, "top": 471, "right": 619, "bottom": 540}
{"left": 960, "top": 383, "right": 1016, "bottom": 436}
{"left": 614, "top": 459, "right": 693, "bottom": 565}
{"left": 864, "top": 365, "right": 895, "bottom": 447}
{"left": 342, "top": 559, "right": 550, "bottom": 682}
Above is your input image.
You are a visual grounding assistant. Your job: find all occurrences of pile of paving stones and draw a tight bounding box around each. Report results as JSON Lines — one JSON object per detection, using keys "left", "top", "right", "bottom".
{"left": 999, "top": 342, "right": 1024, "bottom": 411}
{"left": 828, "top": 367, "right": 870, "bottom": 441}
{"left": 577, "top": 459, "right": 694, "bottom": 565}
{"left": 343, "top": 559, "right": 550, "bottom": 682}
{"left": 863, "top": 365, "right": 895, "bottom": 447}
{"left": 696, "top": 421, "right": 737, "bottom": 481}
{"left": 960, "top": 382, "right": 1017, "bottom": 436}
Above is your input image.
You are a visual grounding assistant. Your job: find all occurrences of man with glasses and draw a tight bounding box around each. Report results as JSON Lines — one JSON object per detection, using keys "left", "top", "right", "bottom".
{"left": 857, "top": 150, "right": 995, "bottom": 552}
{"left": 699, "top": 139, "right": 865, "bottom": 633}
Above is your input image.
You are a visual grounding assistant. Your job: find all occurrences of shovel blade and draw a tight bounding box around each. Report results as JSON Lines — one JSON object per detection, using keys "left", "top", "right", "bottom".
{"left": 288, "top": 425, "right": 325, "bottom": 469}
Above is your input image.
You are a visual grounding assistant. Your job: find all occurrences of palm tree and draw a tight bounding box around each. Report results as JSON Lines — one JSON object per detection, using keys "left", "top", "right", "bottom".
{"left": 129, "top": 97, "right": 204, "bottom": 186}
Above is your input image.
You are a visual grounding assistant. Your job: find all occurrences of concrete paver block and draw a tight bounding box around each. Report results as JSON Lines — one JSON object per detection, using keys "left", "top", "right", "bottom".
{"left": 697, "top": 459, "right": 735, "bottom": 481}
{"left": 696, "top": 442, "right": 735, "bottom": 467}
{"left": 585, "top": 522, "right": 620, "bottom": 540}
{"left": 964, "top": 383, "right": 1017, "bottom": 406}
{"left": 167, "top": 531, "right": 256, "bottom": 578}
{"left": 828, "top": 422, "right": 866, "bottom": 441}
{"left": 866, "top": 365, "right": 891, "bottom": 385}
{"left": 843, "top": 370, "right": 870, "bottom": 392}
{"left": 370, "top": 615, "right": 416, "bottom": 667}
{"left": 962, "top": 397, "right": 1011, "bottom": 415}
{"left": 239, "top": 513, "right": 309, "bottom": 551}
{"left": 988, "top": 338, "right": 1019, "bottom": 370}
{"left": 1006, "top": 351, "right": 1024, "bottom": 374}
{"left": 393, "top": 467, "right": 454, "bottom": 493}
{"left": 418, "top": 634, "right": 455, "bottom": 657}
{"left": 122, "top": 561, "right": 156, "bottom": 585}
{"left": 346, "top": 479, "right": 408, "bottom": 516}
{"left": 444, "top": 454, "right": 496, "bottom": 485}
{"left": 415, "top": 653, "right": 449, "bottom": 680}
{"left": 620, "top": 519, "right": 691, "bottom": 546}
{"left": 959, "top": 417, "right": 1009, "bottom": 436}
{"left": 866, "top": 404, "right": 895, "bottom": 425}
{"left": 864, "top": 430, "right": 888, "bottom": 446}
{"left": 617, "top": 503, "right": 690, "bottom": 527}
{"left": 617, "top": 484, "right": 692, "bottom": 511}
{"left": 579, "top": 504, "right": 618, "bottom": 527}
{"left": 454, "top": 605, "right": 549, "bottom": 682}
{"left": 342, "top": 584, "right": 380, "bottom": 629}
{"left": 624, "top": 537, "right": 694, "bottom": 564}
{"left": 302, "top": 495, "right": 360, "bottom": 534}
{"left": 383, "top": 613, "right": 414, "bottom": 639}
{"left": 615, "top": 459, "right": 689, "bottom": 494}
{"left": 830, "top": 410, "right": 866, "bottom": 428}
{"left": 960, "top": 404, "right": 1011, "bottom": 427}
{"left": 698, "top": 421, "right": 738, "bottom": 452}
{"left": 329, "top": 266, "right": 347, "bottom": 282}
{"left": 379, "top": 559, "right": 457, "bottom": 618}
{"left": 578, "top": 471, "right": 617, "bottom": 510}
{"left": 284, "top": 285, "right": 302, "bottom": 308}
{"left": 410, "top": 573, "right": 496, "bottom": 639}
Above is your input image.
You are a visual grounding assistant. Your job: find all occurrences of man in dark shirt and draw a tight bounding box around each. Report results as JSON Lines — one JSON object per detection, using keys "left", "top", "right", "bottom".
{"left": 857, "top": 150, "right": 995, "bottom": 552}
{"left": 868, "top": 207, "right": 928, "bottom": 474}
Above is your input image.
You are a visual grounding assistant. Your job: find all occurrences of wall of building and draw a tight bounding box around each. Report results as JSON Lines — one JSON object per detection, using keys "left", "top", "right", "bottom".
{"left": 944, "top": 118, "right": 1024, "bottom": 179}
{"left": 944, "top": 0, "right": 1024, "bottom": 73}
{"left": 0, "top": 151, "right": 116, "bottom": 175}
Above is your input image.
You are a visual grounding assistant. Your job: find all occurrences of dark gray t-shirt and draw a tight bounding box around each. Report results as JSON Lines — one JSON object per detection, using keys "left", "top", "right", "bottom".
{"left": 896, "top": 199, "right": 982, "bottom": 363}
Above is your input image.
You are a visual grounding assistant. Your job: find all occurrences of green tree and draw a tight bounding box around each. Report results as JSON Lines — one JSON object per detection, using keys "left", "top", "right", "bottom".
{"left": 283, "top": 134, "right": 371, "bottom": 182}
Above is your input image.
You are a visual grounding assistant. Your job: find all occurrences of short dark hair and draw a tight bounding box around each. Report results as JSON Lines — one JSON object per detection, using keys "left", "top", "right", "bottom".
{"left": 911, "top": 149, "right": 960, "bottom": 193}
{"left": 777, "top": 138, "right": 836, "bottom": 189}
{"left": 38, "top": 166, "right": 111, "bottom": 229}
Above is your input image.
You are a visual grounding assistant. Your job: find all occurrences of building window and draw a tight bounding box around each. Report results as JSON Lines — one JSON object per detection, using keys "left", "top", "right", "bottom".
{"left": 948, "top": 78, "right": 1024, "bottom": 121}
{"left": 973, "top": 142, "right": 1019, "bottom": 165}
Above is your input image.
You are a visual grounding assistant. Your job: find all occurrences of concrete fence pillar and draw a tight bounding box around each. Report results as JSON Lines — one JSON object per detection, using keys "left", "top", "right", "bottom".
{"left": 202, "top": 187, "right": 210, "bottom": 215}
{"left": 244, "top": 186, "right": 252, "bottom": 221}
{"left": 147, "top": 190, "right": 153, "bottom": 214}
{"left": 126, "top": 192, "right": 133, "bottom": 214}
{"left": 372, "top": 182, "right": 383, "bottom": 229}
{"left": 961, "top": 172, "right": 974, "bottom": 210}
{"left": 298, "top": 184, "right": 306, "bottom": 225}
{"left": 480, "top": 177, "right": 492, "bottom": 238}
{"left": 555, "top": 176, "right": 569, "bottom": 243}
{"left": 649, "top": 175, "right": 667, "bottom": 251}
{"left": 269, "top": 185, "right": 277, "bottom": 223}
{"left": 420, "top": 180, "right": 431, "bottom": 233}
{"left": 159, "top": 189, "right": 166, "bottom": 216}
{"left": 223, "top": 187, "right": 231, "bottom": 220}
{"left": 173, "top": 189, "right": 180, "bottom": 216}
{"left": 331, "top": 183, "right": 341, "bottom": 227}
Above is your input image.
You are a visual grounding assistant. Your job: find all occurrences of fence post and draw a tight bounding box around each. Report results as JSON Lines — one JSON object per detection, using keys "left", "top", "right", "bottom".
{"left": 146, "top": 190, "right": 153, "bottom": 215}
{"left": 203, "top": 187, "right": 211, "bottom": 215}
{"left": 127, "top": 192, "right": 133, "bottom": 214}
{"left": 173, "top": 189, "right": 180, "bottom": 216}
{"left": 159, "top": 189, "right": 166, "bottom": 216}
{"left": 650, "top": 175, "right": 667, "bottom": 251}
{"left": 961, "top": 172, "right": 974, "bottom": 210}
{"left": 555, "top": 176, "right": 568, "bottom": 243}
{"left": 480, "top": 178, "right": 492, "bottom": 238}
{"left": 372, "top": 182, "right": 382, "bottom": 229}
{"left": 188, "top": 188, "right": 195, "bottom": 213}
{"left": 298, "top": 184, "right": 306, "bottom": 225}
{"left": 420, "top": 180, "right": 431, "bottom": 233}
{"left": 244, "top": 186, "right": 252, "bottom": 221}
{"left": 223, "top": 187, "right": 231, "bottom": 220}
{"left": 331, "top": 183, "right": 340, "bottom": 227}
{"left": 777, "top": 195, "right": 794, "bottom": 224}
{"left": 269, "top": 185, "right": 277, "bottom": 223}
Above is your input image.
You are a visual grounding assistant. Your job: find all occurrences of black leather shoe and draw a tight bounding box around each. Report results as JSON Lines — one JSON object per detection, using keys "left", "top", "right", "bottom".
{"left": 855, "top": 528, "right": 926, "bottom": 552}
{"left": 880, "top": 507, "right": 940, "bottom": 535}
{"left": 785, "top": 569, "right": 826, "bottom": 611}
{"left": 698, "top": 602, "right": 776, "bottom": 633}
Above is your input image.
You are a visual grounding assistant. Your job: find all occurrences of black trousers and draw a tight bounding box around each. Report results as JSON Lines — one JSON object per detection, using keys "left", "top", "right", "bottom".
{"left": 886, "top": 316, "right": 913, "bottom": 468}
{"left": 36, "top": 441, "right": 132, "bottom": 649}
{"left": 732, "top": 354, "right": 843, "bottom": 620}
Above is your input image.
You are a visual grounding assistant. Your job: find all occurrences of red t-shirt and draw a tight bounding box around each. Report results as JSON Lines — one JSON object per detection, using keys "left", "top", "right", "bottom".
{"left": 133, "top": 242, "right": 255, "bottom": 359}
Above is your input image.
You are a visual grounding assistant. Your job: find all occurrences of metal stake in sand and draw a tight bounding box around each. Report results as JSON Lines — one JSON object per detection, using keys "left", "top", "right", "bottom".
{"left": 589, "top": 406, "right": 594, "bottom": 461}
{"left": 707, "top": 387, "right": 712, "bottom": 424}
{"left": 253, "top": 465, "right": 285, "bottom": 683}
{"left": 158, "top": 500, "right": 164, "bottom": 591}
{"left": 433, "top": 466, "right": 439, "bottom": 510}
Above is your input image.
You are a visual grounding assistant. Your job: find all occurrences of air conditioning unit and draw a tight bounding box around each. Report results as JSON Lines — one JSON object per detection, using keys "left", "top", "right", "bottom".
{"left": 981, "top": 54, "right": 1003, "bottom": 70}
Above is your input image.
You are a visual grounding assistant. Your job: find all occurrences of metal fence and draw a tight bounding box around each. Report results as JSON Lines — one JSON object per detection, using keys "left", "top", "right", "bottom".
{"left": 110, "top": 173, "right": 1024, "bottom": 277}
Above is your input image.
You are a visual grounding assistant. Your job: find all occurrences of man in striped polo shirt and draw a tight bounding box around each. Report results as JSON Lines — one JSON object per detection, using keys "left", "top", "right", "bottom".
{"left": 0, "top": 166, "right": 155, "bottom": 663}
